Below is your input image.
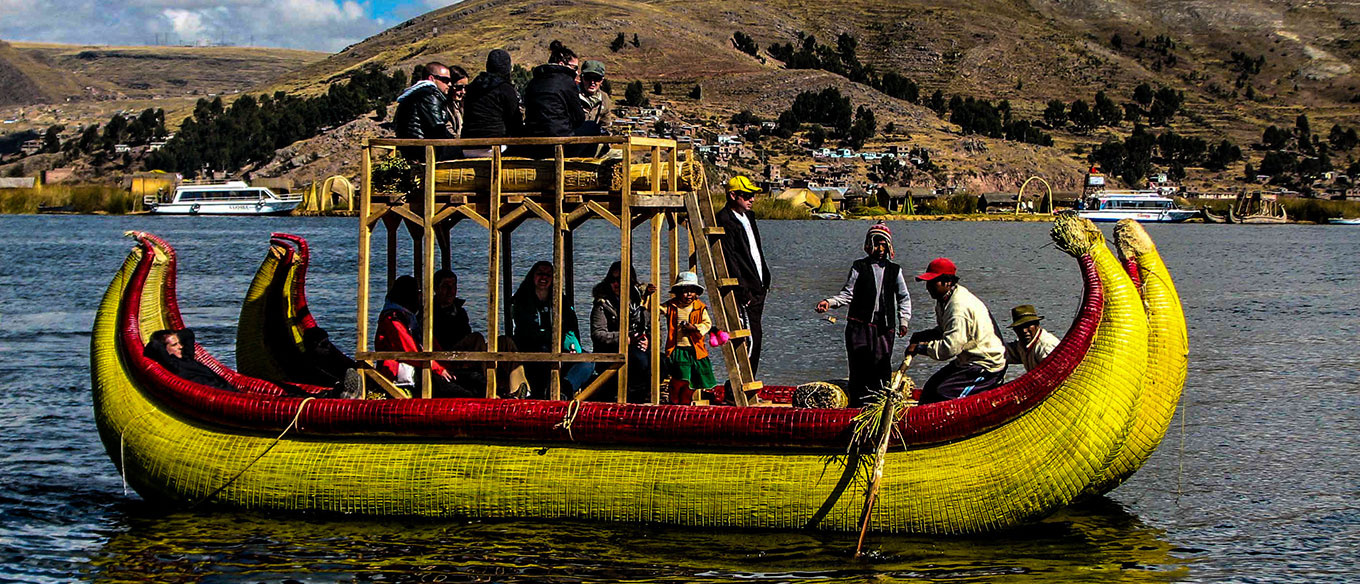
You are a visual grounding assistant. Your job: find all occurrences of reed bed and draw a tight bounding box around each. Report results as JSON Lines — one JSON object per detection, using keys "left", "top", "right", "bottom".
{"left": 1189, "top": 197, "right": 1360, "bottom": 223}
{"left": 0, "top": 185, "right": 135, "bottom": 215}
{"left": 753, "top": 198, "right": 812, "bottom": 220}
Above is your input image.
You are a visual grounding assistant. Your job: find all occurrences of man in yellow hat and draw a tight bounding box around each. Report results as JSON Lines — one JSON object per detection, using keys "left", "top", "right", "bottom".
{"left": 715, "top": 175, "right": 771, "bottom": 375}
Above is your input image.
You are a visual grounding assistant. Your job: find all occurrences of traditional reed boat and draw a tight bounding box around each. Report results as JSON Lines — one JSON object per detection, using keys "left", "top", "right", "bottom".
{"left": 91, "top": 212, "right": 1186, "bottom": 533}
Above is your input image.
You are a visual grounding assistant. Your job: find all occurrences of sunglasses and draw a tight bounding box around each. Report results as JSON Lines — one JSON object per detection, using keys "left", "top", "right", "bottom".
{"left": 430, "top": 74, "right": 454, "bottom": 83}
{"left": 735, "top": 192, "right": 756, "bottom": 200}
{"left": 582, "top": 75, "right": 603, "bottom": 83}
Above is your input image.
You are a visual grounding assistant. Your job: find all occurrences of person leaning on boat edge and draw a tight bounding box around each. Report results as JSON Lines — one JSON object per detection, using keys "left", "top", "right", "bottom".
{"left": 1003, "top": 304, "right": 1060, "bottom": 373}
{"left": 815, "top": 222, "right": 912, "bottom": 407}
{"left": 905, "top": 258, "right": 1007, "bottom": 403}
{"left": 716, "top": 175, "right": 772, "bottom": 376}
{"left": 394, "top": 61, "right": 464, "bottom": 162}
{"left": 144, "top": 329, "right": 234, "bottom": 392}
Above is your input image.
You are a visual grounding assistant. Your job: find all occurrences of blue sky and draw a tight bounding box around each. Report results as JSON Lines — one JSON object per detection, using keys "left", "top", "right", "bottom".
{"left": 0, "top": 0, "right": 456, "bottom": 53}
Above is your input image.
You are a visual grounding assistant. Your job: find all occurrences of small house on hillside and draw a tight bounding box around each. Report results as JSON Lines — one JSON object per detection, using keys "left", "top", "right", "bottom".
{"left": 978, "top": 192, "right": 1019, "bottom": 213}
{"left": 876, "top": 186, "right": 908, "bottom": 212}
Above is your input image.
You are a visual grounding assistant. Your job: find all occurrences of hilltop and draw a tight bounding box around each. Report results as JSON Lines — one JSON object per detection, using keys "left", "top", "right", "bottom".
{"left": 7, "top": 0, "right": 1359, "bottom": 194}
{"left": 253, "top": 0, "right": 1359, "bottom": 193}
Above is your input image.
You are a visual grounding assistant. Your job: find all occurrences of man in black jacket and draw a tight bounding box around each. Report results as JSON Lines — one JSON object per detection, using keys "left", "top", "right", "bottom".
{"left": 393, "top": 61, "right": 462, "bottom": 162}
{"left": 463, "top": 49, "right": 523, "bottom": 145}
{"left": 715, "top": 175, "right": 772, "bottom": 375}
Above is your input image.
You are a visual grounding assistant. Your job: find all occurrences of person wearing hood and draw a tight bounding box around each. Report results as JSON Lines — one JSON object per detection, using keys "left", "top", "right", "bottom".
{"left": 375, "top": 275, "right": 474, "bottom": 398}
{"left": 144, "top": 329, "right": 234, "bottom": 392}
{"left": 393, "top": 61, "right": 465, "bottom": 162}
{"left": 517, "top": 40, "right": 586, "bottom": 158}
{"left": 814, "top": 222, "right": 912, "bottom": 407}
{"left": 589, "top": 261, "right": 655, "bottom": 402}
{"left": 462, "top": 49, "right": 524, "bottom": 151}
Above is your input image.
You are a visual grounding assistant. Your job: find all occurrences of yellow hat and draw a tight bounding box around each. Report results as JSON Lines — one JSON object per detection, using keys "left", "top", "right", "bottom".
{"left": 726, "top": 175, "right": 761, "bottom": 194}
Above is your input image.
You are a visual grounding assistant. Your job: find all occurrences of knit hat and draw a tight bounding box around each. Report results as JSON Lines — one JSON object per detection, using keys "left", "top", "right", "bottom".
{"left": 486, "top": 49, "right": 512, "bottom": 76}
{"left": 864, "top": 221, "right": 894, "bottom": 258}
{"left": 671, "top": 270, "right": 704, "bottom": 294}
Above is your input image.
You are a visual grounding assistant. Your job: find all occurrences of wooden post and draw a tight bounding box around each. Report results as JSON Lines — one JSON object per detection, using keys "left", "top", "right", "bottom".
{"left": 421, "top": 145, "right": 436, "bottom": 399}
{"left": 619, "top": 139, "right": 633, "bottom": 400}
{"left": 358, "top": 139, "right": 373, "bottom": 398}
{"left": 550, "top": 144, "right": 565, "bottom": 400}
{"left": 650, "top": 212, "right": 663, "bottom": 404}
{"left": 486, "top": 149, "right": 503, "bottom": 398}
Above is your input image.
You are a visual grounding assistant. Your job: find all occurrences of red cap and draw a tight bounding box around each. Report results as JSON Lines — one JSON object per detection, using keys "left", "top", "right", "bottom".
{"left": 916, "top": 257, "right": 957, "bottom": 281}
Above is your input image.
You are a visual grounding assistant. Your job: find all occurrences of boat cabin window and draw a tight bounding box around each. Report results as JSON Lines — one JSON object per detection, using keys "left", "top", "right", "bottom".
{"left": 178, "top": 189, "right": 269, "bottom": 202}
{"left": 1103, "top": 199, "right": 1170, "bottom": 210}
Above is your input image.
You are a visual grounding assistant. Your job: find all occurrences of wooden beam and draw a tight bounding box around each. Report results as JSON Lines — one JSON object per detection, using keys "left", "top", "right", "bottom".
{"left": 358, "top": 139, "right": 373, "bottom": 395}
{"left": 485, "top": 147, "right": 502, "bottom": 398}
{"left": 572, "top": 367, "right": 618, "bottom": 403}
{"left": 371, "top": 136, "right": 625, "bottom": 147}
{"left": 421, "top": 144, "right": 437, "bottom": 399}
{"left": 650, "top": 212, "right": 663, "bottom": 405}
{"left": 364, "top": 369, "right": 410, "bottom": 399}
{"left": 619, "top": 139, "right": 633, "bottom": 400}
{"left": 551, "top": 144, "right": 565, "bottom": 400}
{"left": 585, "top": 200, "right": 621, "bottom": 227}
{"left": 357, "top": 351, "right": 625, "bottom": 362}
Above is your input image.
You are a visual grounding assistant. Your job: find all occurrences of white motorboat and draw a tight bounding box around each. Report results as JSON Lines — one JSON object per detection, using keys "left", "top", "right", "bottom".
{"left": 1328, "top": 217, "right": 1360, "bottom": 225}
{"left": 144, "top": 181, "right": 302, "bottom": 215}
{"left": 1076, "top": 191, "right": 1198, "bottom": 223}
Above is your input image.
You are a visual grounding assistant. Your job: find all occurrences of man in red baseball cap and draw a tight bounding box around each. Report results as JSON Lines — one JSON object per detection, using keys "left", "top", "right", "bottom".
{"left": 906, "top": 257, "right": 1007, "bottom": 403}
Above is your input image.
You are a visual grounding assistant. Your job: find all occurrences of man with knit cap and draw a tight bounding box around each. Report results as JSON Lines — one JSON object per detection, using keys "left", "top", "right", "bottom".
{"left": 816, "top": 222, "right": 912, "bottom": 406}
{"left": 462, "top": 49, "right": 523, "bottom": 144}
{"left": 906, "top": 258, "right": 1007, "bottom": 403}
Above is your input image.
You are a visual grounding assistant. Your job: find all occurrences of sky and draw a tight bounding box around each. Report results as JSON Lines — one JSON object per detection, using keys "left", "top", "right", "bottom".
{"left": 0, "top": 0, "right": 454, "bottom": 53}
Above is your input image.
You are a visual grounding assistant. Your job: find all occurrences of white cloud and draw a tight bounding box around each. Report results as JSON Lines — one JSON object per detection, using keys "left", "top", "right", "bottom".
{"left": 0, "top": 0, "right": 390, "bottom": 52}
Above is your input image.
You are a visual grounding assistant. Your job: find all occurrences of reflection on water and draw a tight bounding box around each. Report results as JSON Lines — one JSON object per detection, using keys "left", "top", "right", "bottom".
{"left": 1, "top": 216, "right": 1356, "bottom": 582}
{"left": 88, "top": 500, "right": 1186, "bottom": 583}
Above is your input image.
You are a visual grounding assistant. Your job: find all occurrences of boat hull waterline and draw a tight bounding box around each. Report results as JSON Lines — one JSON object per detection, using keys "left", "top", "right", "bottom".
{"left": 92, "top": 216, "right": 1173, "bottom": 533}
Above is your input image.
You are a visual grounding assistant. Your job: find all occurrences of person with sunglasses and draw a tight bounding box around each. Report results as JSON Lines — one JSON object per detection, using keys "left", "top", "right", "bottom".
{"left": 715, "top": 175, "right": 772, "bottom": 379}
{"left": 576, "top": 60, "right": 613, "bottom": 157}
{"left": 517, "top": 40, "right": 587, "bottom": 158}
{"left": 393, "top": 61, "right": 465, "bottom": 161}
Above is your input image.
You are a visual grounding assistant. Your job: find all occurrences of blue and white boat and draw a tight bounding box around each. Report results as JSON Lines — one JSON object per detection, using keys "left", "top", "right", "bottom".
{"left": 1077, "top": 191, "right": 1198, "bottom": 223}
{"left": 144, "top": 181, "right": 302, "bottom": 215}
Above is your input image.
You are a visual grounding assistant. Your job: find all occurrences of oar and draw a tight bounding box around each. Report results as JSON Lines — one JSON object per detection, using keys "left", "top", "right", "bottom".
{"left": 854, "top": 352, "right": 913, "bottom": 558}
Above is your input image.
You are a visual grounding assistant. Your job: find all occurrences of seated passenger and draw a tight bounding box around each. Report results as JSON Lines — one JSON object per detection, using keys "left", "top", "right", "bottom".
{"left": 1004, "top": 304, "right": 1060, "bottom": 373}
{"left": 462, "top": 49, "right": 523, "bottom": 154}
{"left": 516, "top": 40, "right": 587, "bottom": 158}
{"left": 375, "top": 275, "right": 475, "bottom": 398}
{"left": 904, "top": 258, "right": 1007, "bottom": 403}
{"left": 144, "top": 328, "right": 234, "bottom": 391}
{"left": 429, "top": 268, "right": 529, "bottom": 398}
{"left": 510, "top": 261, "right": 594, "bottom": 398}
{"left": 301, "top": 326, "right": 358, "bottom": 390}
{"left": 589, "top": 261, "right": 654, "bottom": 402}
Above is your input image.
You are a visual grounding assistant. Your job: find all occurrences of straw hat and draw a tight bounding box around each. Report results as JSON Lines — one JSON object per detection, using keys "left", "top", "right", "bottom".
{"left": 671, "top": 270, "right": 704, "bottom": 294}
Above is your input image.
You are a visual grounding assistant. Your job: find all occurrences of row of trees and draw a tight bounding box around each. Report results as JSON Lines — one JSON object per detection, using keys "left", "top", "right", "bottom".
{"left": 146, "top": 65, "right": 406, "bottom": 176}
{"left": 1246, "top": 114, "right": 1359, "bottom": 189}
{"left": 1042, "top": 84, "right": 1184, "bottom": 133}
{"left": 1090, "top": 125, "right": 1242, "bottom": 185}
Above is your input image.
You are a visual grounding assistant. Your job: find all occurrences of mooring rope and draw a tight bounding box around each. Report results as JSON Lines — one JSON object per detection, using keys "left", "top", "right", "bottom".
{"left": 554, "top": 399, "right": 583, "bottom": 441}
{"left": 190, "top": 396, "right": 315, "bottom": 508}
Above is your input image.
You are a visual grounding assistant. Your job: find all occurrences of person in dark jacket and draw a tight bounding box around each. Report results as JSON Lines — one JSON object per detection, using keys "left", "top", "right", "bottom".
{"left": 517, "top": 40, "right": 586, "bottom": 158}
{"left": 589, "top": 261, "right": 655, "bottom": 402}
{"left": 393, "top": 61, "right": 464, "bottom": 162}
{"left": 144, "top": 329, "right": 235, "bottom": 391}
{"left": 462, "top": 49, "right": 523, "bottom": 150}
{"left": 715, "top": 175, "right": 772, "bottom": 375}
{"left": 815, "top": 222, "right": 912, "bottom": 406}
{"left": 510, "top": 261, "right": 594, "bottom": 398}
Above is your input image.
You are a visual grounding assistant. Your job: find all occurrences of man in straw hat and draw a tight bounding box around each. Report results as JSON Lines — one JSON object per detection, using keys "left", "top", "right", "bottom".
{"left": 1004, "top": 304, "right": 1060, "bottom": 373}
{"left": 815, "top": 221, "right": 912, "bottom": 406}
{"left": 905, "top": 257, "right": 1007, "bottom": 404}
{"left": 716, "top": 175, "right": 772, "bottom": 375}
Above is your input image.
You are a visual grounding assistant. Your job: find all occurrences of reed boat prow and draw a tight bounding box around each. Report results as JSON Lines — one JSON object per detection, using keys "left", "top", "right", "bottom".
{"left": 93, "top": 215, "right": 1171, "bottom": 533}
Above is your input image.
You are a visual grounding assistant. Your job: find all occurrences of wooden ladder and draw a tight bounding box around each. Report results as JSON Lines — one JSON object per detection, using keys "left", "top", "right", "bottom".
{"left": 683, "top": 190, "right": 762, "bottom": 406}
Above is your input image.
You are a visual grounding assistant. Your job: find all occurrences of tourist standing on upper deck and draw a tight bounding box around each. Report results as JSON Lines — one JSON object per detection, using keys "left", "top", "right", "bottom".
{"left": 905, "top": 258, "right": 1007, "bottom": 403}
{"left": 589, "top": 261, "right": 654, "bottom": 402}
{"left": 519, "top": 40, "right": 586, "bottom": 158}
{"left": 715, "top": 175, "right": 772, "bottom": 375}
{"left": 510, "top": 261, "right": 595, "bottom": 398}
{"left": 814, "top": 222, "right": 912, "bottom": 407}
{"left": 394, "top": 62, "right": 464, "bottom": 162}
{"left": 1003, "top": 304, "right": 1060, "bottom": 373}
{"left": 462, "top": 49, "right": 523, "bottom": 151}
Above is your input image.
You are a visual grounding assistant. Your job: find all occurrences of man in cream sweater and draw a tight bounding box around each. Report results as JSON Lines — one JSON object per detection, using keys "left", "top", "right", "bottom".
{"left": 905, "top": 258, "right": 1007, "bottom": 403}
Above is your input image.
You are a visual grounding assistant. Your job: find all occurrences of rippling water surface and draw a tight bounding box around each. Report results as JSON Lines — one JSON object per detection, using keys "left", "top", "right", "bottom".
{"left": 0, "top": 215, "right": 1355, "bottom": 583}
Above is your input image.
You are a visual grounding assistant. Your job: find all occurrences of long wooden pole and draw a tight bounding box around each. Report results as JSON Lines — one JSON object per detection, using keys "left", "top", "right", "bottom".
{"left": 486, "top": 149, "right": 503, "bottom": 398}
{"left": 420, "top": 145, "right": 436, "bottom": 398}
{"left": 550, "top": 144, "right": 565, "bottom": 400}
{"left": 357, "top": 140, "right": 373, "bottom": 398}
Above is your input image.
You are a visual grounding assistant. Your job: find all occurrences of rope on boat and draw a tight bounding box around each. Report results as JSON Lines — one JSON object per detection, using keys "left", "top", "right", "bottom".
{"left": 190, "top": 397, "right": 315, "bottom": 508}
{"left": 554, "top": 399, "right": 583, "bottom": 441}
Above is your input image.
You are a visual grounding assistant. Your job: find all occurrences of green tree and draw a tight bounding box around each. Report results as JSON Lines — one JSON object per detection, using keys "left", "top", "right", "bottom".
{"left": 1261, "top": 126, "right": 1291, "bottom": 150}
{"left": 41, "top": 125, "right": 64, "bottom": 153}
{"left": 652, "top": 81, "right": 663, "bottom": 95}
{"left": 928, "top": 90, "right": 947, "bottom": 116}
{"left": 1093, "top": 91, "right": 1122, "bottom": 127}
{"left": 611, "top": 33, "right": 626, "bottom": 52}
{"left": 806, "top": 124, "right": 827, "bottom": 149}
{"left": 689, "top": 84, "right": 702, "bottom": 100}
{"left": 733, "top": 32, "right": 759, "bottom": 56}
{"left": 1133, "top": 83, "right": 1154, "bottom": 107}
{"left": 1043, "top": 100, "right": 1066, "bottom": 128}
{"left": 1068, "top": 99, "right": 1096, "bottom": 132}
{"left": 623, "top": 81, "right": 649, "bottom": 106}
{"left": 631, "top": 33, "right": 640, "bottom": 47}
{"left": 847, "top": 106, "right": 876, "bottom": 149}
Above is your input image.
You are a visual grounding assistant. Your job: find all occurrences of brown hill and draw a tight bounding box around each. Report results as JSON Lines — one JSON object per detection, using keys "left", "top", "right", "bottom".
{"left": 0, "top": 40, "right": 85, "bottom": 107}
{"left": 250, "top": 0, "right": 1358, "bottom": 192}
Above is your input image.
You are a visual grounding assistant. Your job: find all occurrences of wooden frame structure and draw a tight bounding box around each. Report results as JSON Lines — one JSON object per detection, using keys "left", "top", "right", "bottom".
{"left": 352, "top": 135, "right": 760, "bottom": 404}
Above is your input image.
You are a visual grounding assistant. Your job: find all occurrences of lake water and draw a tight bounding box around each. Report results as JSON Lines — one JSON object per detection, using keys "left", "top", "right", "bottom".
{"left": 0, "top": 215, "right": 1356, "bottom": 583}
